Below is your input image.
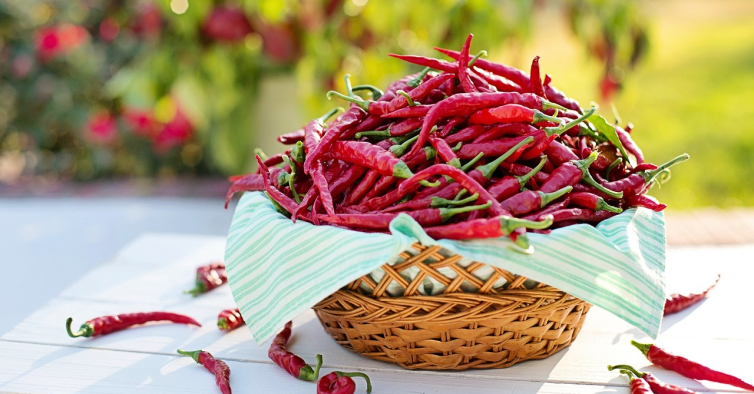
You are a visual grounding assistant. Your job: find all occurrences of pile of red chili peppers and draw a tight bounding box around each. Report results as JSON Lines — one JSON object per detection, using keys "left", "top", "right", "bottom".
{"left": 227, "top": 34, "right": 687, "bottom": 249}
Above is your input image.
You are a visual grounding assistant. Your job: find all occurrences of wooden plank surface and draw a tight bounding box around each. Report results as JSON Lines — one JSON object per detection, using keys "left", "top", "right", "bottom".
{"left": 2, "top": 234, "right": 753, "bottom": 393}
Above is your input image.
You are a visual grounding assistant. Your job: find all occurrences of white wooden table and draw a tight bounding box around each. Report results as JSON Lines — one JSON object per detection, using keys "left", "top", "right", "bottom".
{"left": 1, "top": 233, "right": 752, "bottom": 393}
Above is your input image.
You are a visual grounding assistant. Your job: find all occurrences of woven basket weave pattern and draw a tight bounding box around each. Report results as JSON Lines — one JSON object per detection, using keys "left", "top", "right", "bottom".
{"left": 313, "top": 243, "right": 590, "bottom": 370}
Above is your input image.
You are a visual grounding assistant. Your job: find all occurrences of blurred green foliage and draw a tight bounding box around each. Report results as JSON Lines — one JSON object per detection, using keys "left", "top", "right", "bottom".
{"left": 0, "top": 0, "right": 646, "bottom": 184}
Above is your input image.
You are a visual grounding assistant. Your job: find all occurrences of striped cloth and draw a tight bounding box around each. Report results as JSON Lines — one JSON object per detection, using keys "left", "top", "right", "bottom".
{"left": 226, "top": 192, "right": 666, "bottom": 343}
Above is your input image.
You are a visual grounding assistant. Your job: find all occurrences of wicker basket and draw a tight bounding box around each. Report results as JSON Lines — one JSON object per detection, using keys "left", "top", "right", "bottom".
{"left": 312, "top": 243, "right": 591, "bottom": 370}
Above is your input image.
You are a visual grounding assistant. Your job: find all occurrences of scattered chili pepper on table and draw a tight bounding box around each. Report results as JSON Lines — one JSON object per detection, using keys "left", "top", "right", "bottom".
{"left": 664, "top": 274, "right": 721, "bottom": 316}
{"left": 269, "top": 321, "right": 323, "bottom": 381}
{"left": 66, "top": 312, "right": 201, "bottom": 338}
{"left": 317, "top": 371, "right": 373, "bottom": 394}
{"left": 217, "top": 308, "right": 245, "bottom": 331}
{"left": 177, "top": 349, "right": 232, "bottom": 394}
{"left": 185, "top": 262, "right": 227, "bottom": 296}
{"left": 620, "top": 369, "right": 654, "bottom": 394}
{"left": 608, "top": 364, "right": 700, "bottom": 394}
{"left": 631, "top": 340, "right": 754, "bottom": 391}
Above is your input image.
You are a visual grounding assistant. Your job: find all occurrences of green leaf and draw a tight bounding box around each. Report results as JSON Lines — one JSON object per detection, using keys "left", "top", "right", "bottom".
{"left": 588, "top": 113, "right": 635, "bottom": 167}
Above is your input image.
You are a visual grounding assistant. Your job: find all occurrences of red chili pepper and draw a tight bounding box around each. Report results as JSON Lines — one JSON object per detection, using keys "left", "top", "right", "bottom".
{"left": 569, "top": 192, "right": 623, "bottom": 213}
{"left": 177, "top": 349, "right": 232, "bottom": 394}
{"left": 304, "top": 108, "right": 342, "bottom": 160}
{"left": 384, "top": 191, "right": 478, "bottom": 213}
{"left": 217, "top": 308, "right": 245, "bottom": 331}
{"left": 225, "top": 174, "right": 264, "bottom": 208}
{"left": 389, "top": 53, "right": 457, "bottom": 74}
{"left": 387, "top": 73, "right": 455, "bottom": 112}
{"left": 381, "top": 104, "right": 433, "bottom": 118}
{"left": 455, "top": 134, "right": 532, "bottom": 160}
{"left": 305, "top": 104, "right": 366, "bottom": 174}
{"left": 521, "top": 198, "right": 571, "bottom": 222}
{"left": 66, "top": 312, "right": 201, "bottom": 338}
{"left": 469, "top": 104, "right": 563, "bottom": 126}
{"left": 618, "top": 369, "right": 653, "bottom": 394}
{"left": 631, "top": 340, "right": 754, "bottom": 391}
{"left": 445, "top": 124, "right": 488, "bottom": 145}
{"left": 457, "top": 34, "right": 478, "bottom": 93}
{"left": 628, "top": 194, "right": 667, "bottom": 212}
{"left": 437, "top": 116, "right": 466, "bottom": 138}
{"left": 320, "top": 202, "right": 490, "bottom": 230}
{"left": 601, "top": 154, "right": 689, "bottom": 197}
{"left": 269, "top": 321, "right": 323, "bottom": 381}
{"left": 500, "top": 186, "right": 572, "bottom": 216}
{"left": 545, "top": 140, "right": 579, "bottom": 166}
{"left": 185, "top": 262, "right": 227, "bottom": 296}
{"left": 489, "top": 156, "right": 547, "bottom": 201}
{"left": 616, "top": 125, "right": 645, "bottom": 164}
{"left": 529, "top": 56, "right": 546, "bottom": 98}
{"left": 355, "top": 117, "right": 423, "bottom": 139}
{"left": 664, "top": 274, "right": 720, "bottom": 316}
{"left": 608, "top": 365, "right": 700, "bottom": 394}
{"left": 424, "top": 214, "right": 553, "bottom": 241}
{"left": 360, "top": 147, "right": 436, "bottom": 203}
{"left": 410, "top": 91, "right": 566, "bottom": 159}
{"left": 330, "top": 141, "right": 413, "bottom": 178}
{"left": 500, "top": 161, "right": 550, "bottom": 184}
{"left": 434, "top": 47, "right": 583, "bottom": 112}
{"left": 343, "top": 114, "right": 386, "bottom": 139}
{"left": 277, "top": 128, "right": 305, "bottom": 144}
{"left": 317, "top": 372, "right": 372, "bottom": 394}
{"left": 467, "top": 137, "right": 535, "bottom": 184}
{"left": 472, "top": 123, "right": 536, "bottom": 143}
{"left": 429, "top": 135, "right": 460, "bottom": 167}
{"left": 257, "top": 156, "right": 300, "bottom": 216}
{"left": 311, "top": 161, "right": 336, "bottom": 215}
{"left": 474, "top": 67, "right": 524, "bottom": 93}
{"left": 539, "top": 152, "right": 624, "bottom": 199}
{"left": 342, "top": 168, "right": 382, "bottom": 206}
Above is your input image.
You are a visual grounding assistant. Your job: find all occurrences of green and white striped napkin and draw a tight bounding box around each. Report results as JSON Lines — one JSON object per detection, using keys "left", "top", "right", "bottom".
{"left": 225, "top": 192, "right": 666, "bottom": 344}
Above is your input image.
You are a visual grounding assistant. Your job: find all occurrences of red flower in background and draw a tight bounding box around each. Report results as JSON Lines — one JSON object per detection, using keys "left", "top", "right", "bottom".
{"left": 153, "top": 107, "right": 193, "bottom": 152}
{"left": 86, "top": 112, "right": 118, "bottom": 144}
{"left": 123, "top": 108, "right": 159, "bottom": 137}
{"left": 202, "top": 6, "right": 253, "bottom": 43}
{"left": 99, "top": 18, "right": 120, "bottom": 42}
{"left": 35, "top": 24, "right": 88, "bottom": 62}
{"left": 131, "top": 3, "right": 162, "bottom": 39}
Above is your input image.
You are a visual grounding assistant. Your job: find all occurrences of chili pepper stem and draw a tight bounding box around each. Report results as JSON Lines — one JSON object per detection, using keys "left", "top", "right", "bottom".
{"left": 574, "top": 152, "right": 623, "bottom": 199}
{"left": 356, "top": 130, "right": 391, "bottom": 139}
{"left": 430, "top": 192, "right": 479, "bottom": 208}
{"left": 177, "top": 348, "right": 202, "bottom": 363}
{"left": 184, "top": 283, "right": 206, "bottom": 297}
{"left": 397, "top": 90, "right": 417, "bottom": 106}
{"left": 538, "top": 186, "right": 573, "bottom": 207}
{"left": 439, "top": 201, "right": 492, "bottom": 221}
{"left": 461, "top": 152, "right": 485, "bottom": 172}
{"left": 343, "top": 74, "right": 356, "bottom": 98}
{"left": 318, "top": 107, "right": 344, "bottom": 123}
{"left": 253, "top": 148, "right": 268, "bottom": 161}
{"left": 607, "top": 364, "right": 644, "bottom": 378}
{"left": 501, "top": 214, "right": 554, "bottom": 235}
{"left": 605, "top": 157, "right": 622, "bottom": 179}
{"left": 468, "top": 50, "right": 487, "bottom": 67}
{"left": 407, "top": 67, "right": 431, "bottom": 88}
{"left": 630, "top": 340, "right": 653, "bottom": 357}
{"left": 597, "top": 198, "right": 623, "bottom": 213}
{"left": 327, "top": 90, "right": 370, "bottom": 112}
{"left": 65, "top": 317, "right": 93, "bottom": 338}
{"left": 351, "top": 85, "right": 383, "bottom": 100}
{"left": 448, "top": 158, "right": 462, "bottom": 168}
{"left": 532, "top": 110, "right": 565, "bottom": 125}
{"left": 335, "top": 371, "right": 373, "bottom": 394}
{"left": 517, "top": 155, "right": 548, "bottom": 189}
{"left": 298, "top": 354, "right": 323, "bottom": 381}
{"left": 641, "top": 154, "right": 690, "bottom": 184}
{"left": 544, "top": 106, "right": 597, "bottom": 137}
{"left": 479, "top": 136, "right": 534, "bottom": 179}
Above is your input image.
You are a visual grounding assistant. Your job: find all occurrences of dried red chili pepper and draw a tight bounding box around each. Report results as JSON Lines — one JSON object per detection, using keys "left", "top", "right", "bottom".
{"left": 619, "top": 369, "right": 654, "bottom": 394}
{"left": 258, "top": 156, "right": 301, "bottom": 216}
{"left": 388, "top": 73, "right": 455, "bottom": 112}
{"left": 549, "top": 207, "right": 618, "bottom": 224}
{"left": 545, "top": 140, "right": 579, "bottom": 166}
{"left": 305, "top": 104, "right": 366, "bottom": 174}
{"left": 601, "top": 154, "right": 690, "bottom": 197}
{"left": 500, "top": 186, "right": 573, "bottom": 216}
{"left": 381, "top": 104, "right": 433, "bottom": 118}
{"left": 444, "top": 124, "right": 488, "bottom": 145}
{"left": 429, "top": 134, "right": 461, "bottom": 167}
{"left": 569, "top": 192, "right": 623, "bottom": 213}
{"left": 489, "top": 156, "right": 547, "bottom": 201}
{"left": 608, "top": 365, "right": 700, "bottom": 394}
{"left": 522, "top": 198, "right": 571, "bottom": 222}
{"left": 616, "top": 124, "right": 645, "bottom": 164}
{"left": 321, "top": 202, "right": 491, "bottom": 230}
{"left": 303, "top": 108, "right": 342, "bottom": 160}
{"left": 664, "top": 274, "right": 720, "bottom": 316}
{"left": 186, "top": 262, "right": 227, "bottom": 296}
{"left": 269, "top": 321, "right": 323, "bottom": 381}
{"left": 277, "top": 128, "right": 305, "bottom": 144}
{"left": 225, "top": 174, "right": 264, "bottom": 208}
{"left": 311, "top": 161, "right": 336, "bottom": 215}
{"left": 66, "top": 312, "right": 201, "bottom": 338}
{"left": 469, "top": 104, "right": 563, "bottom": 126}
{"left": 457, "top": 34, "right": 478, "bottom": 93}
{"left": 472, "top": 123, "right": 536, "bottom": 144}
{"left": 355, "top": 117, "right": 423, "bottom": 139}
{"left": 330, "top": 141, "right": 413, "bottom": 178}
{"left": 529, "top": 56, "right": 546, "bottom": 98}
{"left": 628, "top": 194, "right": 667, "bottom": 212}
{"left": 317, "top": 371, "right": 373, "bottom": 394}
{"left": 217, "top": 308, "right": 245, "bottom": 331}
{"left": 177, "top": 349, "right": 232, "bottom": 394}
{"left": 424, "top": 214, "right": 553, "bottom": 241}
{"left": 631, "top": 340, "right": 754, "bottom": 391}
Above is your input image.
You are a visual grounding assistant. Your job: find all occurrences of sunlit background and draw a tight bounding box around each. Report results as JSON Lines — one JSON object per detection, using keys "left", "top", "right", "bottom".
{"left": 1, "top": 0, "right": 753, "bottom": 209}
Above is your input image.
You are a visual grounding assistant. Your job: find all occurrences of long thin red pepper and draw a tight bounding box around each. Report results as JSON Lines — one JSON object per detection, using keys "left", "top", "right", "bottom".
{"left": 445, "top": 124, "right": 488, "bottom": 145}
{"left": 177, "top": 349, "right": 232, "bottom": 394}
{"left": 601, "top": 154, "right": 690, "bottom": 197}
{"left": 304, "top": 108, "right": 342, "bottom": 162}
{"left": 500, "top": 161, "right": 550, "bottom": 184}
{"left": 269, "top": 321, "right": 323, "bottom": 381}
{"left": 330, "top": 141, "right": 413, "bottom": 178}
{"left": 469, "top": 103, "right": 563, "bottom": 125}
{"left": 539, "top": 151, "right": 623, "bottom": 199}
{"left": 381, "top": 104, "right": 433, "bottom": 118}
{"left": 608, "top": 365, "right": 700, "bottom": 394}
{"left": 383, "top": 191, "right": 478, "bottom": 213}
{"left": 616, "top": 124, "right": 645, "bottom": 164}
{"left": 388, "top": 73, "right": 455, "bottom": 112}
{"left": 185, "top": 262, "right": 227, "bottom": 296}
{"left": 257, "top": 156, "right": 301, "bottom": 217}
{"left": 225, "top": 174, "right": 264, "bottom": 208}
{"left": 522, "top": 198, "right": 571, "bottom": 221}
{"left": 409, "top": 91, "right": 566, "bottom": 159}
{"left": 472, "top": 123, "right": 536, "bottom": 143}
{"left": 305, "top": 104, "right": 366, "bottom": 174}
{"left": 631, "top": 340, "right": 754, "bottom": 391}
{"left": 529, "top": 56, "right": 546, "bottom": 98}
{"left": 424, "top": 214, "right": 553, "bottom": 241}
{"left": 549, "top": 207, "right": 618, "bottom": 224}
{"left": 619, "top": 369, "right": 654, "bottom": 394}
{"left": 217, "top": 308, "right": 245, "bottom": 331}
{"left": 66, "top": 312, "right": 201, "bottom": 338}
{"left": 569, "top": 192, "right": 623, "bottom": 213}
{"left": 355, "top": 117, "right": 423, "bottom": 139}
{"left": 429, "top": 135, "right": 461, "bottom": 167}
{"left": 664, "top": 274, "right": 720, "bottom": 316}
{"left": 342, "top": 168, "right": 382, "bottom": 206}
{"left": 457, "top": 34, "right": 478, "bottom": 93}
{"left": 320, "top": 202, "right": 490, "bottom": 230}
{"left": 500, "top": 186, "right": 573, "bottom": 216}
{"left": 545, "top": 140, "right": 579, "bottom": 166}
{"left": 489, "top": 156, "right": 548, "bottom": 201}
{"left": 277, "top": 128, "right": 305, "bottom": 144}
{"left": 628, "top": 194, "right": 667, "bottom": 212}
{"left": 311, "top": 161, "right": 336, "bottom": 215}
{"left": 317, "top": 372, "right": 373, "bottom": 394}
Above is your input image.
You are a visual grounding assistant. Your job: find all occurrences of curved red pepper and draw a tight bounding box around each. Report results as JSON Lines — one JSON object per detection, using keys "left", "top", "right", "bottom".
{"left": 217, "top": 308, "right": 245, "bottom": 332}
{"left": 177, "top": 349, "right": 232, "bottom": 394}
{"left": 66, "top": 312, "right": 201, "bottom": 338}
{"left": 185, "top": 262, "right": 227, "bottom": 296}
{"left": 608, "top": 364, "right": 700, "bottom": 394}
{"left": 317, "top": 371, "right": 372, "bottom": 394}
{"left": 269, "top": 321, "right": 323, "bottom": 381}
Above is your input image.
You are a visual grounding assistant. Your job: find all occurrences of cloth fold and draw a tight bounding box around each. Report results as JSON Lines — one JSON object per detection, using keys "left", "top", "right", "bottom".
{"left": 225, "top": 192, "right": 665, "bottom": 343}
